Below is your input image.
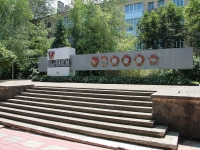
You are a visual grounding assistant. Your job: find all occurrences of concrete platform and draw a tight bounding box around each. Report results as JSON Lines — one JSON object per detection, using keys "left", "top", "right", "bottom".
{"left": 0, "top": 80, "right": 199, "bottom": 98}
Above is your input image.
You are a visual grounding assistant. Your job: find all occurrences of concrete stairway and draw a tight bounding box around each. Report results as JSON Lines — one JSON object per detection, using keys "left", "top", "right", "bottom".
{"left": 0, "top": 86, "right": 179, "bottom": 149}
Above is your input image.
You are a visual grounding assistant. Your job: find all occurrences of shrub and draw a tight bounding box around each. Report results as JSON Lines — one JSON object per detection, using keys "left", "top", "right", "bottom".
{"left": 32, "top": 75, "right": 198, "bottom": 85}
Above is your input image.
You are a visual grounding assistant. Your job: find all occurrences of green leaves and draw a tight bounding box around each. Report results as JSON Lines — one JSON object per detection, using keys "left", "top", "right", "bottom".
{"left": 185, "top": 0, "right": 200, "bottom": 48}
{"left": 51, "top": 19, "right": 71, "bottom": 48}
{"left": 32, "top": 75, "right": 198, "bottom": 85}
{"left": 29, "top": 0, "right": 55, "bottom": 20}
{"left": 138, "top": 2, "right": 184, "bottom": 49}
{"left": 29, "top": 22, "right": 53, "bottom": 56}
{"left": 0, "top": 0, "right": 33, "bottom": 40}
{"left": 68, "top": 0, "right": 135, "bottom": 54}
{"left": 0, "top": 43, "right": 16, "bottom": 69}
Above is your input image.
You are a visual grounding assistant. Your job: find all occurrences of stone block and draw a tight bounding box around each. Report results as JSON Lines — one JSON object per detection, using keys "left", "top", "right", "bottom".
{"left": 0, "top": 84, "right": 34, "bottom": 101}
{"left": 152, "top": 94, "right": 200, "bottom": 139}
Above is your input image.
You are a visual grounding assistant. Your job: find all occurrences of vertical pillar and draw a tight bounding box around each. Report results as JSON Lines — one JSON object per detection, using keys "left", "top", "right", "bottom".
{"left": 47, "top": 47, "right": 76, "bottom": 76}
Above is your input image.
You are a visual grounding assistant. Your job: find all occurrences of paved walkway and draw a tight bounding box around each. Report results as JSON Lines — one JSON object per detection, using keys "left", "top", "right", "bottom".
{"left": 0, "top": 80, "right": 200, "bottom": 150}
{"left": 0, "top": 127, "right": 199, "bottom": 150}
{"left": 0, "top": 128, "right": 110, "bottom": 150}
{"left": 0, "top": 80, "right": 200, "bottom": 97}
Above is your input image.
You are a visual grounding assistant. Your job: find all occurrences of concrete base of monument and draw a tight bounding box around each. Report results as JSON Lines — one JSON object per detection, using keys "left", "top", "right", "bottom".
{"left": 47, "top": 47, "right": 75, "bottom": 76}
{"left": 151, "top": 92, "right": 200, "bottom": 139}
{"left": 48, "top": 67, "right": 75, "bottom": 76}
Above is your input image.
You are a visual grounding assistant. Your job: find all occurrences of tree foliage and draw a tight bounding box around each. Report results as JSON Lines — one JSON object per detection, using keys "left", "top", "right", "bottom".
{"left": 185, "top": 0, "right": 200, "bottom": 48}
{"left": 29, "top": 22, "right": 53, "bottom": 56}
{"left": 0, "top": 0, "right": 55, "bottom": 79}
{"left": 0, "top": 0, "right": 33, "bottom": 40}
{"left": 68, "top": 0, "right": 135, "bottom": 54}
{"left": 138, "top": 2, "right": 184, "bottom": 49}
{"left": 29, "top": 0, "right": 55, "bottom": 21}
{"left": 0, "top": 43, "right": 16, "bottom": 69}
{"left": 51, "top": 19, "right": 71, "bottom": 48}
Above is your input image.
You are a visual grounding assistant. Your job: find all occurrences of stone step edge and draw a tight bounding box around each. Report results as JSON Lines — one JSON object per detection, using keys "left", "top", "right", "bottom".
{"left": 2, "top": 102, "right": 153, "bottom": 119}
{"left": 0, "top": 117, "right": 178, "bottom": 150}
{"left": 20, "top": 92, "right": 152, "bottom": 102}
{"left": 15, "top": 95, "right": 153, "bottom": 106}
{"left": 32, "top": 87, "right": 154, "bottom": 96}
{"left": 0, "top": 102, "right": 154, "bottom": 126}
{"left": 7, "top": 99, "right": 152, "bottom": 113}
{"left": 0, "top": 111, "right": 162, "bottom": 139}
{"left": 0, "top": 106, "right": 165, "bottom": 137}
{"left": 11, "top": 97, "right": 152, "bottom": 110}
{"left": 24, "top": 90, "right": 151, "bottom": 100}
{"left": 35, "top": 86, "right": 157, "bottom": 93}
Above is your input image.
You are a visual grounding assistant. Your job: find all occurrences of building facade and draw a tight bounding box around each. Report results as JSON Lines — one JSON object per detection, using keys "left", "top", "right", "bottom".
{"left": 119, "top": 0, "right": 189, "bottom": 36}
{"left": 49, "top": 0, "right": 196, "bottom": 51}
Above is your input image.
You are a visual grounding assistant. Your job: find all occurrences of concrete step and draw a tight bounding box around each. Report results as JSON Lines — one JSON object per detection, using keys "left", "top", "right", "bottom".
{"left": 15, "top": 95, "right": 153, "bottom": 107}
{"left": 0, "top": 124, "right": 4, "bottom": 128}
{"left": 25, "top": 89, "right": 151, "bottom": 101}
{"left": 32, "top": 86, "right": 155, "bottom": 96}
{"left": 0, "top": 106, "right": 166, "bottom": 137}
{"left": 0, "top": 102, "right": 154, "bottom": 127}
{"left": 0, "top": 115, "right": 178, "bottom": 150}
{"left": 0, "top": 102, "right": 153, "bottom": 119}
{"left": 7, "top": 98, "right": 152, "bottom": 113}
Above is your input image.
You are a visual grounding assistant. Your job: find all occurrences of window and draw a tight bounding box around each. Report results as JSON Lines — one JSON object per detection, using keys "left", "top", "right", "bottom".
{"left": 125, "top": 3, "right": 142, "bottom": 13}
{"left": 125, "top": 5, "right": 130, "bottom": 13}
{"left": 126, "top": 19, "right": 134, "bottom": 31}
{"left": 47, "top": 22, "right": 51, "bottom": 28}
{"left": 136, "top": 43, "right": 143, "bottom": 50}
{"left": 158, "top": 0, "right": 164, "bottom": 7}
{"left": 63, "top": 17, "right": 71, "bottom": 24}
{"left": 148, "top": 2, "right": 154, "bottom": 11}
{"left": 126, "top": 18, "right": 139, "bottom": 32}
{"left": 173, "top": 0, "right": 184, "bottom": 6}
{"left": 174, "top": 39, "right": 184, "bottom": 48}
{"left": 134, "top": 3, "right": 142, "bottom": 11}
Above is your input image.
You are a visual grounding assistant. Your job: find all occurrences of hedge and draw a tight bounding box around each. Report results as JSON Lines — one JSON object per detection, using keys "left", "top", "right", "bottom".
{"left": 32, "top": 75, "right": 199, "bottom": 85}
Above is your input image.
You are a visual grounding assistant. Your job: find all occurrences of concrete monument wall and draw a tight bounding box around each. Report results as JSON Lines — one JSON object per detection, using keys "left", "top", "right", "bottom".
{"left": 70, "top": 47, "right": 193, "bottom": 71}
{"left": 47, "top": 47, "right": 75, "bottom": 76}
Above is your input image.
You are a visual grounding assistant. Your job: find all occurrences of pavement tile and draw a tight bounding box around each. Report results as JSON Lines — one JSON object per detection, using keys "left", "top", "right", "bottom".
{"left": 1, "top": 146, "right": 21, "bottom": 150}
{"left": 21, "top": 140, "right": 44, "bottom": 148}
{"left": 40, "top": 145, "right": 68, "bottom": 150}
{"left": 0, "top": 140, "right": 12, "bottom": 146}
{"left": 181, "top": 146, "right": 193, "bottom": 150}
{"left": 3, "top": 136, "right": 24, "bottom": 143}
{"left": 0, "top": 133, "right": 8, "bottom": 138}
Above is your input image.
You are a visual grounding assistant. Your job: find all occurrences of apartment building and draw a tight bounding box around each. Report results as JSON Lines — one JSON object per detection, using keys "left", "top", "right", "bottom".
{"left": 54, "top": 0, "right": 189, "bottom": 35}
{"left": 49, "top": 0, "right": 193, "bottom": 50}
{"left": 119, "top": 0, "right": 189, "bottom": 36}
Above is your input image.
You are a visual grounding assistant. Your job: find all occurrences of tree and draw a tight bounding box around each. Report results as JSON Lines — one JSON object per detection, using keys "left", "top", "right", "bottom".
{"left": 185, "top": 0, "right": 200, "bottom": 48}
{"left": 29, "top": 22, "right": 53, "bottom": 56}
{"left": 0, "top": 43, "right": 16, "bottom": 69}
{"left": 0, "top": 0, "right": 33, "bottom": 40}
{"left": 51, "top": 19, "right": 71, "bottom": 48}
{"left": 137, "top": 11, "right": 159, "bottom": 49}
{"left": 68, "top": 0, "right": 135, "bottom": 54}
{"left": 138, "top": 2, "right": 184, "bottom": 49}
{"left": 29, "top": 0, "right": 56, "bottom": 22}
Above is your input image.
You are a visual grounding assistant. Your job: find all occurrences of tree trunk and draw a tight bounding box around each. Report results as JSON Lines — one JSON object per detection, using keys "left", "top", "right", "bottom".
{"left": 12, "top": 63, "right": 14, "bottom": 79}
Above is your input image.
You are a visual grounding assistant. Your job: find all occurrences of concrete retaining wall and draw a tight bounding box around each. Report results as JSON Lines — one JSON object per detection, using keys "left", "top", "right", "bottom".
{"left": 0, "top": 84, "right": 34, "bottom": 101}
{"left": 151, "top": 94, "right": 200, "bottom": 139}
